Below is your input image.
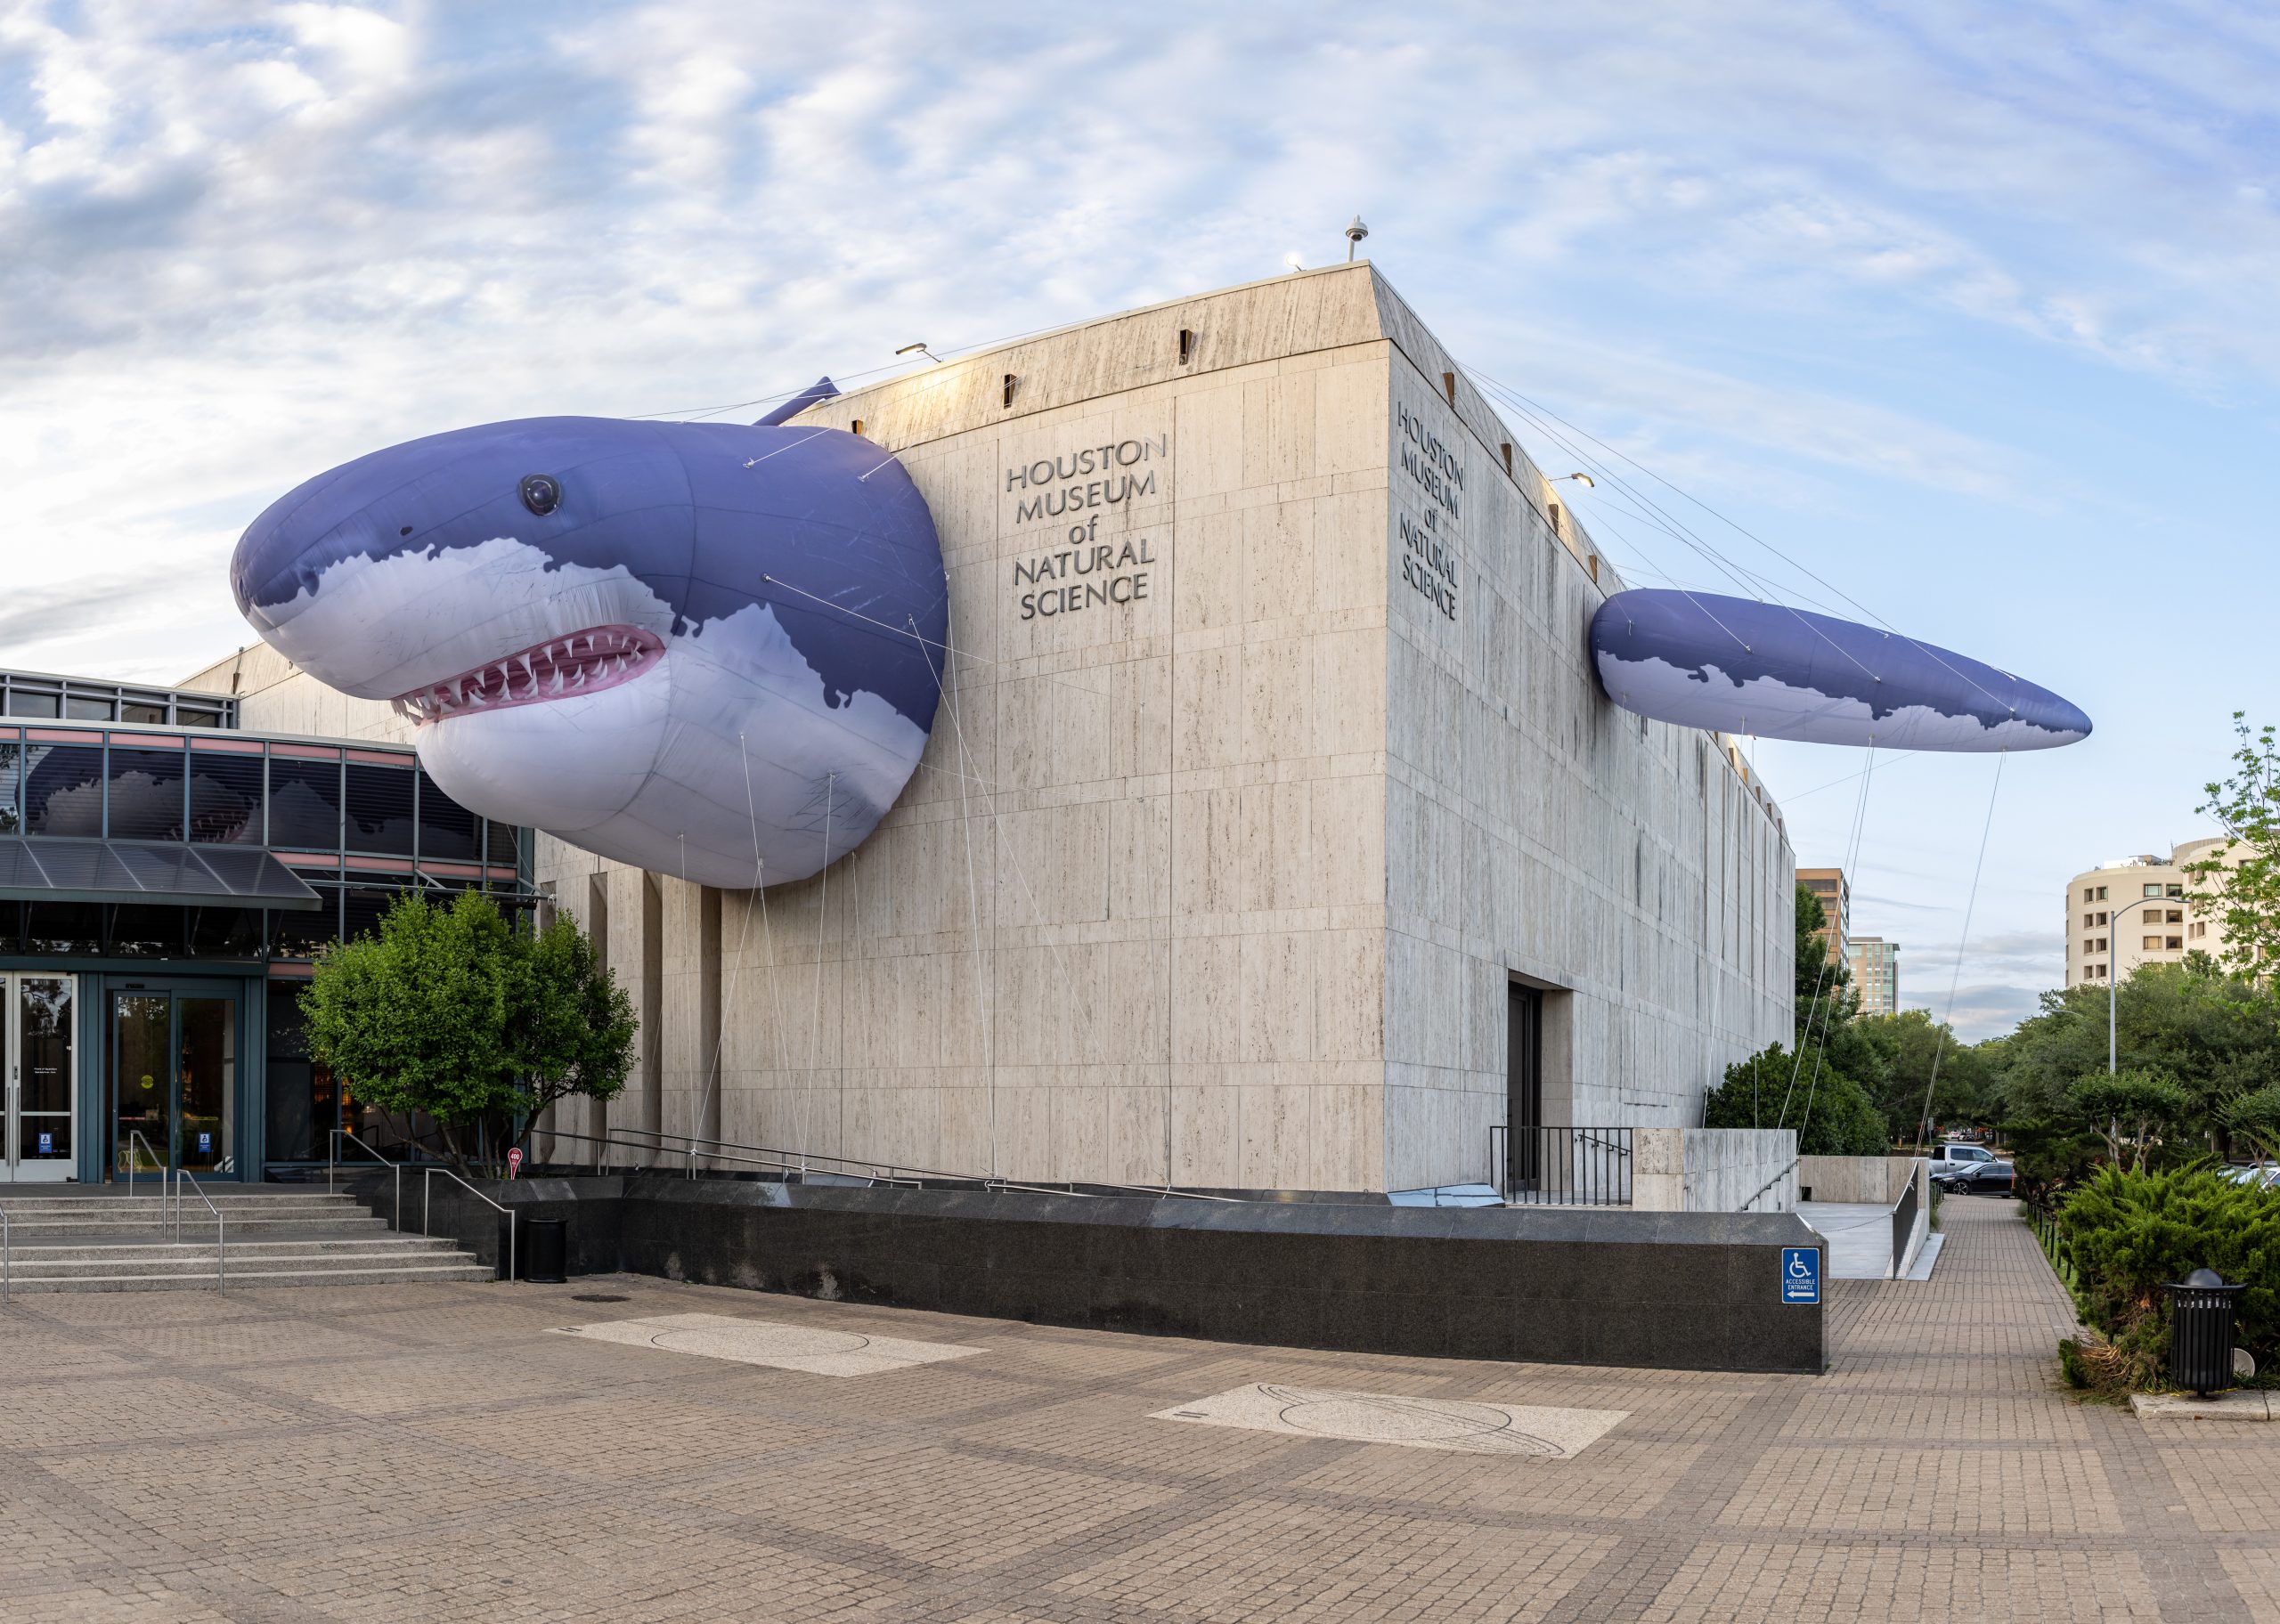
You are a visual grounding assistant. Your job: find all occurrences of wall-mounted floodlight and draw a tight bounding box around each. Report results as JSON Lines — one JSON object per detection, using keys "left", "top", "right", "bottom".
{"left": 1555, "top": 472, "right": 1596, "bottom": 487}
{"left": 894, "top": 342, "right": 943, "bottom": 364}
{"left": 1346, "top": 215, "right": 1369, "bottom": 260}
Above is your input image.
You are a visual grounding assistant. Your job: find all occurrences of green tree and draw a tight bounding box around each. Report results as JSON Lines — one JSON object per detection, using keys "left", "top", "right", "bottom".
{"left": 2186, "top": 713, "right": 2280, "bottom": 981}
{"left": 1702, "top": 1043, "right": 1888, "bottom": 1155}
{"left": 302, "top": 891, "right": 634, "bottom": 1171}
{"left": 2068, "top": 1070, "right": 2193, "bottom": 1173}
{"left": 1858, "top": 1009, "right": 1988, "bottom": 1141}
{"left": 2222, "top": 1085, "right": 2280, "bottom": 1163}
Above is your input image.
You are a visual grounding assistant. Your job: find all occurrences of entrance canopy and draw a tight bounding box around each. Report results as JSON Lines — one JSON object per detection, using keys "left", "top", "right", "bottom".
{"left": 0, "top": 838, "right": 323, "bottom": 911}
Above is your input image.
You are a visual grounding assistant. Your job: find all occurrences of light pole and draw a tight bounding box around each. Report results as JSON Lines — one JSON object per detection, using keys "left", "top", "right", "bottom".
{"left": 2105, "top": 891, "right": 2184, "bottom": 1072}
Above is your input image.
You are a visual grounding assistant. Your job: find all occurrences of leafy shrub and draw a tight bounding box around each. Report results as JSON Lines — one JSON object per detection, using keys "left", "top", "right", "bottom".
{"left": 2058, "top": 1165, "right": 2280, "bottom": 1384}
{"left": 1702, "top": 1043, "right": 1888, "bottom": 1155}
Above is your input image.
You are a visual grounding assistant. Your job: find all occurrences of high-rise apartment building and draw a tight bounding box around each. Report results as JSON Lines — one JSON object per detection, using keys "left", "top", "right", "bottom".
{"left": 1796, "top": 866, "right": 1849, "bottom": 965}
{"left": 1846, "top": 936, "right": 1900, "bottom": 1016}
{"left": 2064, "top": 837, "right": 2236, "bottom": 987}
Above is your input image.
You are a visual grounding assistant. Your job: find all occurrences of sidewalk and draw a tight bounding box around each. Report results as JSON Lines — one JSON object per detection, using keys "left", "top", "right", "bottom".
{"left": 0, "top": 1196, "right": 2272, "bottom": 1621}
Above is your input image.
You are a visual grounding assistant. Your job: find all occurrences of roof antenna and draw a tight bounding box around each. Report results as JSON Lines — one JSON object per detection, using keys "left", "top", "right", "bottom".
{"left": 1346, "top": 215, "right": 1369, "bottom": 261}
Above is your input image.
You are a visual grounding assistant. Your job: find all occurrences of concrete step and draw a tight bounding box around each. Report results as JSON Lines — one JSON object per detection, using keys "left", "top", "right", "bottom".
{"left": 0, "top": 1190, "right": 368, "bottom": 1206}
{"left": 0, "top": 1260, "right": 496, "bottom": 1294}
{"left": 12, "top": 1237, "right": 467, "bottom": 1265}
{"left": 0, "top": 1214, "right": 395, "bottom": 1234}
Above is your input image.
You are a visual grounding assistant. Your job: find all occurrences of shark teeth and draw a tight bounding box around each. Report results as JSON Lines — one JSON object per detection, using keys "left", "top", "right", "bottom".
{"left": 389, "top": 623, "right": 665, "bottom": 725}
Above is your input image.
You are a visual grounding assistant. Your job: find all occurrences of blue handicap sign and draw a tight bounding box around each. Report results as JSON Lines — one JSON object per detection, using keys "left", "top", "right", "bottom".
{"left": 1781, "top": 1246, "right": 1820, "bottom": 1304}
{"left": 198, "top": 1132, "right": 212, "bottom": 1154}
{"left": 37, "top": 1131, "right": 53, "bottom": 1155}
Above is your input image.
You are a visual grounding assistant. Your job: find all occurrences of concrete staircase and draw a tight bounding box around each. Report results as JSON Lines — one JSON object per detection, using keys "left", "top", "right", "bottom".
{"left": 0, "top": 1189, "right": 493, "bottom": 1293}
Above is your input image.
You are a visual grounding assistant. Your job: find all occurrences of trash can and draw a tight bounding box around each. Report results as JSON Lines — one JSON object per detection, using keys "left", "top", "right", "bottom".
{"left": 2165, "top": 1267, "right": 2245, "bottom": 1398}
{"left": 523, "top": 1215, "right": 568, "bottom": 1284}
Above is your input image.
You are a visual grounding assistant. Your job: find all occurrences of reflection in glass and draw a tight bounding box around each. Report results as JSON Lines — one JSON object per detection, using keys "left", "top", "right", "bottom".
{"left": 24, "top": 903, "right": 101, "bottom": 954}
{"left": 119, "top": 701, "right": 168, "bottom": 725}
{"left": 22, "top": 744, "right": 103, "bottom": 835}
{"left": 263, "top": 984, "right": 339, "bottom": 1163}
{"left": 267, "top": 758, "right": 341, "bottom": 848}
{"left": 108, "top": 905, "right": 179, "bottom": 957}
{"left": 6, "top": 690, "right": 59, "bottom": 719}
{"left": 64, "top": 695, "right": 114, "bottom": 721}
{"left": 271, "top": 893, "right": 338, "bottom": 959}
{"left": 343, "top": 887, "right": 395, "bottom": 943}
{"left": 113, "top": 993, "right": 169, "bottom": 1173}
{"left": 187, "top": 906, "right": 264, "bottom": 957}
{"left": 185, "top": 752, "right": 263, "bottom": 843}
{"left": 0, "top": 743, "right": 20, "bottom": 832}
{"left": 415, "top": 769, "right": 479, "bottom": 861}
{"left": 179, "top": 998, "right": 235, "bottom": 1172}
{"left": 345, "top": 763, "right": 416, "bottom": 855}
{"left": 176, "top": 709, "right": 223, "bottom": 730}
{"left": 18, "top": 977, "right": 73, "bottom": 1165}
{"left": 106, "top": 747, "right": 186, "bottom": 840}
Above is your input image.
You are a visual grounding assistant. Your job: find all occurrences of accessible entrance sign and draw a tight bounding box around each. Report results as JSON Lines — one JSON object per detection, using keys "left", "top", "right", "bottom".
{"left": 1781, "top": 1246, "right": 1820, "bottom": 1305}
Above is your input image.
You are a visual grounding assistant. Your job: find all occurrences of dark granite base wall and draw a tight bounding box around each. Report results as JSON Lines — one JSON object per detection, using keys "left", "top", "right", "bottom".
{"left": 340, "top": 1172, "right": 1826, "bottom": 1374}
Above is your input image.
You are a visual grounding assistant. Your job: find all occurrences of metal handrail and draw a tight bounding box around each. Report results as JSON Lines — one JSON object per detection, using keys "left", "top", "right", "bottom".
{"left": 1740, "top": 1159, "right": 1799, "bottom": 1213}
{"left": 174, "top": 1169, "right": 226, "bottom": 1293}
{"left": 329, "top": 1129, "right": 403, "bottom": 1230}
{"left": 531, "top": 1124, "right": 1244, "bottom": 1203}
{"left": 2, "top": 1203, "right": 10, "bottom": 1307}
{"left": 422, "top": 1165, "right": 516, "bottom": 1284}
{"left": 124, "top": 1128, "right": 164, "bottom": 1207}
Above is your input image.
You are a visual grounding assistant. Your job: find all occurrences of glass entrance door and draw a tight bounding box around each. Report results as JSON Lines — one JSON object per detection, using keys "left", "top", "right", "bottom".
{"left": 4, "top": 975, "right": 77, "bottom": 1182}
{"left": 111, "top": 987, "right": 240, "bottom": 1179}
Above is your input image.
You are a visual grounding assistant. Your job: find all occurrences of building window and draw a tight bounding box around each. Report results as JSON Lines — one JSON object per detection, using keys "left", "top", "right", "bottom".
{"left": 185, "top": 752, "right": 264, "bottom": 844}
{"left": 2167, "top": 884, "right": 2184, "bottom": 898}
{"left": 106, "top": 746, "right": 186, "bottom": 840}
{"left": 343, "top": 761, "right": 416, "bottom": 857}
{"left": 2143, "top": 935, "right": 2162, "bottom": 951}
{"left": 2097, "top": 886, "right": 2108, "bottom": 901}
{"left": 267, "top": 756, "right": 343, "bottom": 849}
{"left": 2096, "top": 912, "right": 2107, "bottom": 926}
{"left": 21, "top": 744, "right": 104, "bottom": 836}
{"left": 2168, "top": 936, "right": 2183, "bottom": 951}
{"left": 2166, "top": 909, "right": 2183, "bottom": 924}
{"left": 2096, "top": 938, "right": 2106, "bottom": 952}
{"left": 2144, "top": 883, "right": 2162, "bottom": 897}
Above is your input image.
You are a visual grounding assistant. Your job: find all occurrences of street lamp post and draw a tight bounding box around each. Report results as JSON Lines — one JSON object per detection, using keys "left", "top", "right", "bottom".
{"left": 2105, "top": 890, "right": 2186, "bottom": 1073}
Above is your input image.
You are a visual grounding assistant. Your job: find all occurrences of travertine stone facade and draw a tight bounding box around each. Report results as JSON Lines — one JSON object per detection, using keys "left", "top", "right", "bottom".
{"left": 191, "top": 264, "right": 1793, "bottom": 1192}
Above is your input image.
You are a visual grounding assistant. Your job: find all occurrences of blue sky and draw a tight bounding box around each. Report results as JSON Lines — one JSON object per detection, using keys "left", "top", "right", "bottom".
{"left": 2, "top": 1, "right": 2275, "bottom": 1036}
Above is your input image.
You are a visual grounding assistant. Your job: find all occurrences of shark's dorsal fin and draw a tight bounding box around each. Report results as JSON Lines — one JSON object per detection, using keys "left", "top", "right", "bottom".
{"left": 755, "top": 377, "right": 839, "bottom": 426}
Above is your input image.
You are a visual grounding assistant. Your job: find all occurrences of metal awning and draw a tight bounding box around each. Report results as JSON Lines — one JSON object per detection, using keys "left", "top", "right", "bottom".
{"left": 0, "top": 838, "right": 325, "bottom": 910}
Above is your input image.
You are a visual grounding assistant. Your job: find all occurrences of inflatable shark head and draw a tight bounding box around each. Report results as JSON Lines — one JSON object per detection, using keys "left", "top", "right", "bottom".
{"left": 231, "top": 407, "right": 948, "bottom": 889}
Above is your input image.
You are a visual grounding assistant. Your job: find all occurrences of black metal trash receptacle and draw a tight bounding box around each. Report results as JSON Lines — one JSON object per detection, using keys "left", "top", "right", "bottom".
{"left": 523, "top": 1216, "right": 568, "bottom": 1284}
{"left": 2166, "top": 1267, "right": 2245, "bottom": 1398}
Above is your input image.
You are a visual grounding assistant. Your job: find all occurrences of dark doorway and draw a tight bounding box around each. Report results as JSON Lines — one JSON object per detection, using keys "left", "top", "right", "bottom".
{"left": 1506, "top": 982, "right": 1543, "bottom": 1194}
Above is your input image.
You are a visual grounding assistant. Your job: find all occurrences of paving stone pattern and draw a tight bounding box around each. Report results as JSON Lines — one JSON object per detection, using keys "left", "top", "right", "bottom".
{"left": 0, "top": 1198, "right": 2273, "bottom": 1621}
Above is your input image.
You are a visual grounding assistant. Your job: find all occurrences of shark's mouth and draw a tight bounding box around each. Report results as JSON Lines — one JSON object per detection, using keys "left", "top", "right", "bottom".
{"left": 390, "top": 623, "right": 666, "bottom": 724}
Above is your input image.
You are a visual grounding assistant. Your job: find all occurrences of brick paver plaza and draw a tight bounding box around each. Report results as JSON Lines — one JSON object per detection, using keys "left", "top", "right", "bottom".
{"left": 3, "top": 1198, "right": 2271, "bottom": 1621}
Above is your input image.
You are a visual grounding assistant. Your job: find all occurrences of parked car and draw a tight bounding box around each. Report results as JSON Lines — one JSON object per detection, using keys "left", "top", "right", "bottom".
{"left": 1933, "top": 1157, "right": 2015, "bottom": 1195}
{"left": 2220, "top": 1163, "right": 2280, "bottom": 1191}
{"left": 1928, "top": 1143, "right": 2000, "bottom": 1173}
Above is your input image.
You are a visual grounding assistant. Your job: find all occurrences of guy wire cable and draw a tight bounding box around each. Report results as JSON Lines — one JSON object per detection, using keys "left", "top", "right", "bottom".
{"left": 1913, "top": 751, "right": 2007, "bottom": 1154}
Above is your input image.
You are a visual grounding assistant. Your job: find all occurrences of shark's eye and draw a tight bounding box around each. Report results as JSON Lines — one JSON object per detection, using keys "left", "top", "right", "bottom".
{"left": 519, "top": 474, "right": 562, "bottom": 516}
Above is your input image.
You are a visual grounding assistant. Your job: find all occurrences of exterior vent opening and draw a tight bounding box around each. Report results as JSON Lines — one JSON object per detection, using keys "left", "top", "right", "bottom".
{"left": 1003, "top": 373, "right": 1017, "bottom": 408}
{"left": 1177, "top": 329, "right": 1195, "bottom": 364}
{"left": 1441, "top": 370, "right": 1456, "bottom": 405}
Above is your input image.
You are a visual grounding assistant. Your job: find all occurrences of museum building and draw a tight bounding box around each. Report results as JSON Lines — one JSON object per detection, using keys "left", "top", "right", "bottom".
{"left": 0, "top": 664, "right": 534, "bottom": 1184}
{"left": 186, "top": 264, "right": 1794, "bottom": 1195}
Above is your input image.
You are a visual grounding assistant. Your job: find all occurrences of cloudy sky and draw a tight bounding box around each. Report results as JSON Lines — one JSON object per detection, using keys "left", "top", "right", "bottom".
{"left": 4, "top": 1, "right": 2276, "bottom": 1036}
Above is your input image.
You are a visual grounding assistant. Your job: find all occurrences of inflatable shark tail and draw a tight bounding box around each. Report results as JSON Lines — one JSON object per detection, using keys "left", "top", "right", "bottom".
{"left": 756, "top": 377, "right": 839, "bottom": 426}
